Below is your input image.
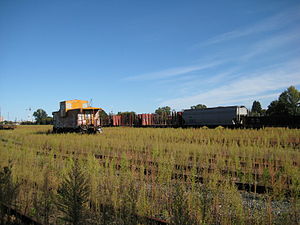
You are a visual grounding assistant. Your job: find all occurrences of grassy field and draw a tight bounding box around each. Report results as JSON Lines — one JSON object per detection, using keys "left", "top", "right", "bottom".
{"left": 0, "top": 125, "right": 299, "bottom": 224}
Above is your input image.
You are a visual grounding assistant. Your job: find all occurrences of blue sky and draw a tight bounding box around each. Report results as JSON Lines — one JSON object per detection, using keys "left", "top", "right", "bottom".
{"left": 0, "top": 0, "right": 299, "bottom": 121}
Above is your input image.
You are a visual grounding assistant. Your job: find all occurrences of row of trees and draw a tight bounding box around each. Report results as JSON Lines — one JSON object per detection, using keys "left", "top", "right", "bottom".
{"left": 154, "top": 104, "right": 206, "bottom": 115}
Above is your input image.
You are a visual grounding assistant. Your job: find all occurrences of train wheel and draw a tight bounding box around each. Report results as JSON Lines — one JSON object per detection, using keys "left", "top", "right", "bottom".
{"left": 80, "top": 125, "right": 88, "bottom": 134}
{"left": 96, "top": 127, "right": 103, "bottom": 133}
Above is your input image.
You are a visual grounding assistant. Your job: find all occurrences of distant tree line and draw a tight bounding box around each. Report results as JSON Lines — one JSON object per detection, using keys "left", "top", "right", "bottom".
{"left": 20, "top": 121, "right": 36, "bottom": 125}
{"left": 0, "top": 120, "right": 15, "bottom": 125}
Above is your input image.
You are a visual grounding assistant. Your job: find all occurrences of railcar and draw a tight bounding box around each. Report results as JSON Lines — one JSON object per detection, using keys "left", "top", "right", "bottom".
{"left": 182, "top": 106, "right": 248, "bottom": 127}
{"left": 52, "top": 100, "right": 103, "bottom": 133}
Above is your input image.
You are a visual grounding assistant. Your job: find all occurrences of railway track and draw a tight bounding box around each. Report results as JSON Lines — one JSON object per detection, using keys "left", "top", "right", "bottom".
{"left": 1, "top": 202, "right": 168, "bottom": 225}
{"left": 0, "top": 203, "right": 43, "bottom": 225}
{"left": 7, "top": 148, "right": 295, "bottom": 225}
{"left": 35, "top": 150, "right": 297, "bottom": 194}
{"left": 2, "top": 135, "right": 296, "bottom": 194}
{"left": 1, "top": 138, "right": 298, "bottom": 224}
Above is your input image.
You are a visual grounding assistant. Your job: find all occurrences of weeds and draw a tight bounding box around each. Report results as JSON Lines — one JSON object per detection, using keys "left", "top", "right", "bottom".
{"left": 0, "top": 125, "right": 299, "bottom": 224}
{"left": 56, "top": 159, "right": 90, "bottom": 225}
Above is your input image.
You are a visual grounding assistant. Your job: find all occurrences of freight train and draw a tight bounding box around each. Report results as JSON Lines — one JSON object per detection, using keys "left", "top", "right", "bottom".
{"left": 103, "top": 106, "right": 248, "bottom": 128}
{"left": 102, "top": 106, "right": 300, "bottom": 128}
{"left": 52, "top": 100, "right": 300, "bottom": 133}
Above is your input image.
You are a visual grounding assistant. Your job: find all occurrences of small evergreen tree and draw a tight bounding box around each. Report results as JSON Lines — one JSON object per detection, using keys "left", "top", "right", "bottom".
{"left": 56, "top": 160, "right": 90, "bottom": 225}
{"left": 251, "top": 100, "right": 262, "bottom": 116}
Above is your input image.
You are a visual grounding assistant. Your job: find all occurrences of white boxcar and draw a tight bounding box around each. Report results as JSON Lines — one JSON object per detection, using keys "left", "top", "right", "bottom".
{"left": 182, "top": 106, "right": 248, "bottom": 127}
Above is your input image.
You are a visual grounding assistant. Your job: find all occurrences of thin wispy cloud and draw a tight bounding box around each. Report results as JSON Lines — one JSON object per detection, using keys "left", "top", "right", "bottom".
{"left": 241, "top": 28, "right": 300, "bottom": 60}
{"left": 168, "top": 68, "right": 240, "bottom": 97}
{"left": 123, "top": 3, "right": 300, "bottom": 112}
{"left": 199, "top": 68, "right": 240, "bottom": 85}
{"left": 124, "top": 60, "right": 224, "bottom": 81}
{"left": 194, "top": 5, "right": 300, "bottom": 47}
{"left": 160, "top": 61, "right": 300, "bottom": 109}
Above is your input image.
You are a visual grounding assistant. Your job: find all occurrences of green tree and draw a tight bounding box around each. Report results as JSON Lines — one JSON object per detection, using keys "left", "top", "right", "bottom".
{"left": 56, "top": 160, "right": 90, "bottom": 225}
{"left": 267, "top": 86, "right": 300, "bottom": 116}
{"left": 191, "top": 104, "right": 207, "bottom": 110}
{"left": 267, "top": 100, "right": 288, "bottom": 116}
{"left": 251, "top": 101, "right": 262, "bottom": 116}
{"left": 155, "top": 106, "right": 171, "bottom": 115}
{"left": 278, "top": 86, "right": 300, "bottom": 115}
{"left": 33, "top": 109, "right": 48, "bottom": 124}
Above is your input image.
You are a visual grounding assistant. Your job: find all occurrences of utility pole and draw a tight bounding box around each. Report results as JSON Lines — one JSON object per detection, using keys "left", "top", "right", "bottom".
{"left": 0, "top": 107, "right": 2, "bottom": 123}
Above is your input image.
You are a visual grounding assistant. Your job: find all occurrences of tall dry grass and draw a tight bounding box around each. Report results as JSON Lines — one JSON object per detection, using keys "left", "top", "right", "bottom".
{"left": 0, "top": 125, "right": 299, "bottom": 224}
